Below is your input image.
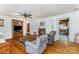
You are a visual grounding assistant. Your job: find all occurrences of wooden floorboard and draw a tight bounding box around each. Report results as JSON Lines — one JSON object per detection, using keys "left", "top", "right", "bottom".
{"left": 0, "top": 39, "right": 79, "bottom": 54}
{"left": 0, "top": 39, "right": 26, "bottom": 54}
{"left": 44, "top": 41, "right": 79, "bottom": 54}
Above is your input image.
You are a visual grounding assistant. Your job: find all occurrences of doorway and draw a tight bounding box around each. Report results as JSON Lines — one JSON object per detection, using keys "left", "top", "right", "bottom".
{"left": 27, "top": 23, "right": 30, "bottom": 35}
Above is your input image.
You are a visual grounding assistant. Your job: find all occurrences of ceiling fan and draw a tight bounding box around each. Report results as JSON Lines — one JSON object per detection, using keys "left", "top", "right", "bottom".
{"left": 17, "top": 13, "right": 32, "bottom": 18}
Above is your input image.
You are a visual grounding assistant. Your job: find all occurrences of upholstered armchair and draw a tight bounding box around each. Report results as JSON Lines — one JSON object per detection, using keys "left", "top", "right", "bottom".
{"left": 48, "top": 30, "right": 56, "bottom": 45}
{"left": 25, "top": 34, "right": 48, "bottom": 54}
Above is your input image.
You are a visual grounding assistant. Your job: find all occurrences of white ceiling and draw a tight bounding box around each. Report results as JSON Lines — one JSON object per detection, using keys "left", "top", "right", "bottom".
{"left": 0, "top": 4, "right": 79, "bottom": 19}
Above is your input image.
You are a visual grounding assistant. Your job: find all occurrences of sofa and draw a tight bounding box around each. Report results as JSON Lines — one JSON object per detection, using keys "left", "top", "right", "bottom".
{"left": 25, "top": 34, "right": 48, "bottom": 54}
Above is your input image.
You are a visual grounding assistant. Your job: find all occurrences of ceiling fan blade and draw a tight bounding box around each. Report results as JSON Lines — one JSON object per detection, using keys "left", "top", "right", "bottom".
{"left": 28, "top": 16, "right": 32, "bottom": 18}
{"left": 19, "top": 12, "right": 24, "bottom": 15}
{"left": 18, "top": 15, "right": 23, "bottom": 16}
{"left": 28, "top": 14, "right": 32, "bottom": 16}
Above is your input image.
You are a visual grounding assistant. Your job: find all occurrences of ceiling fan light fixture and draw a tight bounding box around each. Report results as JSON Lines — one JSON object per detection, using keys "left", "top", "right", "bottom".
{"left": 17, "top": 13, "right": 32, "bottom": 18}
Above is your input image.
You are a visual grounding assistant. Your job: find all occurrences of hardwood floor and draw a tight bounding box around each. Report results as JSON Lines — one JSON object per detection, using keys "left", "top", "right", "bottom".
{"left": 0, "top": 39, "right": 26, "bottom": 54}
{"left": 9, "top": 39, "right": 26, "bottom": 54}
{"left": 0, "top": 39, "right": 79, "bottom": 54}
{"left": 44, "top": 41, "right": 79, "bottom": 54}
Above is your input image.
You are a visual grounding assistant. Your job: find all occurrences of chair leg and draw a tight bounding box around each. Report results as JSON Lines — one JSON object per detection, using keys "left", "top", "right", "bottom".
{"left": 74, "top": 35, "right": 77, "bottom": 47}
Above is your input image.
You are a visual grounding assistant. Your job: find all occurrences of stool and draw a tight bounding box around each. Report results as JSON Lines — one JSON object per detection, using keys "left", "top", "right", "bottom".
{"left": 74, "top": 34, "right": 79, "bottom": 46}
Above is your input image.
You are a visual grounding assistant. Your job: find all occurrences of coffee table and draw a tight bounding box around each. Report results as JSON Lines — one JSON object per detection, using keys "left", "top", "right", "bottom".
{"left": 18, "top": 34, "right": 37, "bottom": 43}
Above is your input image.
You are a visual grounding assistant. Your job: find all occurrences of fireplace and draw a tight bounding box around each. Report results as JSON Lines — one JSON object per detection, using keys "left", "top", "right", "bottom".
{"left": 38, "top": 28, "right": 46, "bottom": 36}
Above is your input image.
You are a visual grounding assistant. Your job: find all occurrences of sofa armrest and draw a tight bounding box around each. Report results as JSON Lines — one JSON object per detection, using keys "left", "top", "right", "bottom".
{"left": 25, "top": 41, "right": 38, "bottom": 49}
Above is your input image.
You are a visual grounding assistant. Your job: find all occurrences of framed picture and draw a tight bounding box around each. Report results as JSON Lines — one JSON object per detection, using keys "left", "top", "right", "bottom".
{"left": 0, "top": 19, "right": 4, "bottom": 27}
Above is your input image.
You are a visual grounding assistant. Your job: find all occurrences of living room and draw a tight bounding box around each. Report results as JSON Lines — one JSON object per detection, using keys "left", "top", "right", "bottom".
{"left": 0, "top": 4, "right": 79, "bottom": 54}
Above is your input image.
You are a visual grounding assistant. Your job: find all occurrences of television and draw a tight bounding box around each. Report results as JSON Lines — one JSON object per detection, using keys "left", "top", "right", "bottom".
{"left": 14, "top": 26, "right": 22, "bottom": 32}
